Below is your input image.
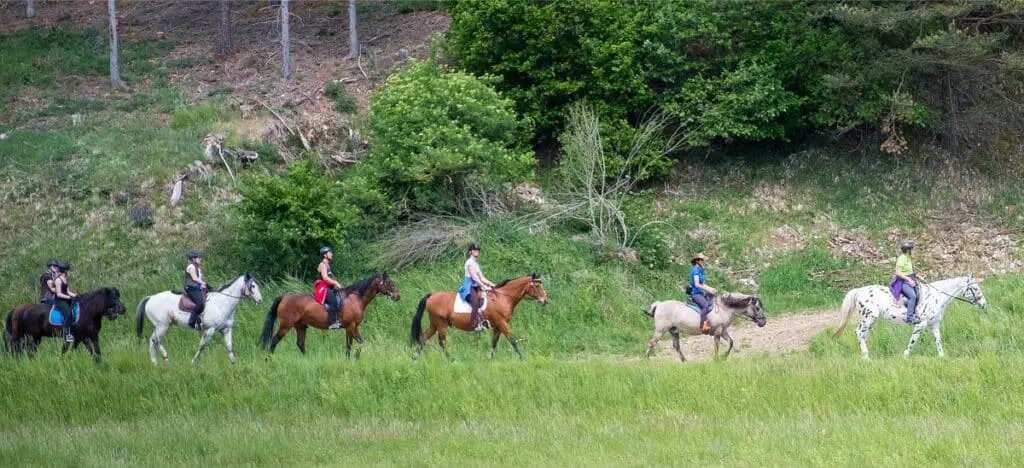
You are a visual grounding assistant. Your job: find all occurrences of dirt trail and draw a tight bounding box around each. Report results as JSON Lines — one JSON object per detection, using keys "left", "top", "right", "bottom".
{"left": 639, "top": 309, "right": 840, "bottom": 362}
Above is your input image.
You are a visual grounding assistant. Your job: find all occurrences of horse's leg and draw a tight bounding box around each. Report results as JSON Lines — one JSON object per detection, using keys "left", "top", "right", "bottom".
{"left": 90, "top": 336, "right": 103, "bottom": 362}
{"left": 902, "top": 321, "right": 929, "bottom": 359}
{"left": 931, "top": 322, "right": 945, "bottom": 358}
{"left": 721, "top": 331, "right": 734, "bottom": 360}
{"left": 150, "top": 323, "right": 170, "bottom": 365}
{"left": 437, "top": 326, "right": 451, "bottom": 361}
{"left": 191, "top": 327, "right": 217, "bottom": 364}
{"left": 413, "top": 324, "right": 437, "bottom": 360}
{"left": 296, "top": 325, "right": 307, "bottom": 355}
{"left": 713, "top": 335, "right": 720, "bottom": 360}
{"left": 488, "top": 328, "right": 501, "bottom": 360}
{"left": 645, "top": 329, "right": 663, "bottom": 359}
{"left": 345, "top": 328, "right": 354, "bottom": 358}
{"left": 856, "top": 316, "right": 876, "bottom": 360}
{"left": 221, "top": 327, "right": 236, "bottom": 364}
{"left": 496, "top": 322, "right": 523, "bottom": 361}
{"left": 670, "top": 330, "right": 685, "bottom": 362}
{"left": 269, "top": 326, "right": 290, "bottom": 353}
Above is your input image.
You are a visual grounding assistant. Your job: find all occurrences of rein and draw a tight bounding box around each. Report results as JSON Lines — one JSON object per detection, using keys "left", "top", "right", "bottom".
{"left": 920, "top": 280, "right": 978, "bottom": 306}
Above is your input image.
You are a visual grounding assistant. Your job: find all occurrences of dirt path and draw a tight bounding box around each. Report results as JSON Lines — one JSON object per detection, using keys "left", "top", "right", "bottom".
{"left": 638, "top": 309, "right": 840, "bottom": 362}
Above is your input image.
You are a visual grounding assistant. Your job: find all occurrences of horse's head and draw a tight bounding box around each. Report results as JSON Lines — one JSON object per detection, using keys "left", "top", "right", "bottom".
{"left": 961, "top": 274, "right": 987, "bottom": 310}
{"left": 104, "top": 288, "right": 127, "bottom": 319}
{"left": 721, "top": 293, "right": 765, "bottom": 327}
{"left": 747, "top": 296, "right": 766, "bottom": 327}
{"left": 380, "top": 272, "right": 400, "bottom": 301}
{"left": 527, "top": 273, "right": 549, "bottom": 306}
{"left": 243, "top": 273, "right": 264, "bottom": 305}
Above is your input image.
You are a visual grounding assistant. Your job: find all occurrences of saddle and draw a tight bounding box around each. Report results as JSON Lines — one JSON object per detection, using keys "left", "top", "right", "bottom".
{"left": 178, "top": 290, "right": 207, "bottom": 313}
{"left": 453, "top": 292, "right": 488, "bottom": 314}
{"left": 48, "top": 303, "right": 80, "bottom": 327}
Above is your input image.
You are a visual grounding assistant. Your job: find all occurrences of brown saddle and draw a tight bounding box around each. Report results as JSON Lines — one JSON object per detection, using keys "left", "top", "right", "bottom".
{"left": 178, "top": 290, "right": 207, "bottom": 313}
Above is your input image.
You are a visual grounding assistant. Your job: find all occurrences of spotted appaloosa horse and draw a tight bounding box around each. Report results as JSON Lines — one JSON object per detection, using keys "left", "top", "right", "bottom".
{"left": 834, "top": 275, "right": 986, "bottom": 359}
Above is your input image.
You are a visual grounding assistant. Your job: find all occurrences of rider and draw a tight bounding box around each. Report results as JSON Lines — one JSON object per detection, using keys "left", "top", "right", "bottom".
{"left": 53, "top": 262, "right": 76, "bottom": 342}
{"left": 39, "top": 258, "right": 59, "bottom": 306}
{"left": 185, "top": 250, "right": 208, "bottom": 330}
{"left": 315, "top": 246, "right": 343, "bottom": 329}
{"left": 893, "top": 241, "right": 920, "bottom": 323}
{"left": 460, "top": 242, "right": 494, "bottom": 332}
{"left": 689, "top": 252, "right": 717, "bottom": 334}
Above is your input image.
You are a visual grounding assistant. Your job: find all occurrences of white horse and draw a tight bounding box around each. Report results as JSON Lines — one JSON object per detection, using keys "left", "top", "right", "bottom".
{"left": 644, "top": 292, "right": 766, "bottom": 361}
{"left": 834, "top": 274, "right": 986, "bottom": 359}
{"left": 135, "top": 273, "right": 263, "bottom": 365}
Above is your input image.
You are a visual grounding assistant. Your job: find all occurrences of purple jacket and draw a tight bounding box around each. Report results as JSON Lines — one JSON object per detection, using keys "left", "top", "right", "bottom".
{"left": 889, "top": 273, "right": 918, "bottom": 300}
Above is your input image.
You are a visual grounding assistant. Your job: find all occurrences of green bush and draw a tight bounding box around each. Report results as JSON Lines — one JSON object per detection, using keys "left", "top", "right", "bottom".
{"left": 362, "top": 58, "right": 534, "bottom": 214}
{"left": 324, "top": 82, "right": 357, "bottom": 114}
{"left": 170, "top": 103, "right": 217, "bottom": 129}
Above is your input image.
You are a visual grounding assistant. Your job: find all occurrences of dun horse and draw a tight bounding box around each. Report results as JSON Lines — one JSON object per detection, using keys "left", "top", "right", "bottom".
{"left": 260, "top": 273, "right": 400, "bottom": 357}
{"left": 4, "top": 287, "right": 126, "bottom": 362}
{"left": 644, "top": 292, "right": 766, "bottom": 361}
{"left": 410, "top": 273, "right": 548, "bottom": 360}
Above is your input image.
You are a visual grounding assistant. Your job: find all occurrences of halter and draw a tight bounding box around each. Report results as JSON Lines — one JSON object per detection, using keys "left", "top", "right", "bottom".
{"left": 921, "top": 278, "right": 982, "bottom": 306}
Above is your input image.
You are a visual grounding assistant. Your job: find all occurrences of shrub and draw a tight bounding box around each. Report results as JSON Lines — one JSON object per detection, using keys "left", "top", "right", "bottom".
{"left": 171, "top": 103, "right": 217, "bottom": 129}
{"left": 324, "top": 82, "right": 357, "bottom": 114}
{"left": 362, "top": 58, "right": 534, "bottom": 214}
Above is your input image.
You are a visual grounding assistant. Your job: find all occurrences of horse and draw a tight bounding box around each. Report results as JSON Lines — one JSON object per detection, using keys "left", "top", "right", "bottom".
{"left": 260, "top": 272, "right": 400, "bottom": 358}
{"left": 410, "top": 273, "right": 549, "bottom": 361}
{"left": 4, "top": 287, "right": 126, "bottom": 362}
{"left": 833, "top": 274, "right": 986, "bottom": 359}
{"left": 644, "top": 292, "right": 766, "bottom": 362}
{"left": 135, "top": 273, "right": 263, "bottom": 365}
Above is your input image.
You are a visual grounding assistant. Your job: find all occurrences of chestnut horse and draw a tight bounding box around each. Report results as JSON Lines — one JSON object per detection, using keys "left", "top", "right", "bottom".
{"left": 410, "top": 273, "right": 548, "bottom": 361}
{"left": 260, "top": 272, "right": 400, "bottom": 357}
{"left": 4, "top": 287, "right": 126, "bottom": 361}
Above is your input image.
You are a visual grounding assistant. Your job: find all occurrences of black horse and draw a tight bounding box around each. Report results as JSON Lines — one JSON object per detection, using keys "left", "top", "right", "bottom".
{"left": 4, "top": 287, "right": 126, "bottom": 361}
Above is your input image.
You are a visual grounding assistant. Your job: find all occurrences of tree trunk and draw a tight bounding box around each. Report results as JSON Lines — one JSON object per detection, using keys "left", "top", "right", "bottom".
{"left": 216, "top": 0, "right": 233, "bottom": 56}
{"left": 108, "top": 0, "right": 123, "bottom": 88}
{"left": 281, "top": 0, "right": 291, "bottom": 79}
{"left": 346, "top": 0, "right": 358, "bottom": 60}
{"left": 26, "top": 0, "right": 36, "bottom": 18}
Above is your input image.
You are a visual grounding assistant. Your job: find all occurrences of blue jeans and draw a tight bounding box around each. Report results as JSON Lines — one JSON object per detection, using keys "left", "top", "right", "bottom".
{"left": 691, "top": 294, "right": 711, "bottom": 326}
{"left": 902, "top": 283, "right": 918, "bottom": 320}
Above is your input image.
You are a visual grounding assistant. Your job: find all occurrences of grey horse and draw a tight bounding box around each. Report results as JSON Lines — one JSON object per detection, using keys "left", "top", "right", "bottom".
{"left": 644, "top": 293, "right": 766, "bottom": 362}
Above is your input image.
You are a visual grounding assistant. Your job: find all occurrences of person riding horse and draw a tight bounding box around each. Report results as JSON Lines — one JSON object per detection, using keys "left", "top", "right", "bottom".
{"left": 314, "top": 246, "right": 343, "bottom": 329}
{"left": 52, "top": 262, "right": 77, "bottom": 342}
{"left": 689, "top": 253, "right": 717, "bottom": 334}
{"left": 460, "top": 242, "right": 494, "bottom": 332}
{"left": 185, "top": 250, "right": 208, "bottom": 330}
{"left": 890, "top": 240, "right": 920, "bottom": 323}
{"left": 40, "top": 258, "right": 59, "bottom": 307}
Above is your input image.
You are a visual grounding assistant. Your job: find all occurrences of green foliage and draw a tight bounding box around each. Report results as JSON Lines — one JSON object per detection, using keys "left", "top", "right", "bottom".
{"left": 233, "top": 157, "right": 361, "bottom": 277}
{"left": 170, "top": 103, "right": 220, "bottom": 130}
{"left": 363, "top": 58, "right": 534, "bottom": 214}
{"left": 323, "top": 82, "right": 357, "bottom": 114}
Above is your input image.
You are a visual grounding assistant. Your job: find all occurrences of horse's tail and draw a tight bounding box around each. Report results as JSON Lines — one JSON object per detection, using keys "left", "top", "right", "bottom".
{"left": 2, "top": 311, "right": 12, "bottom": 353}
{"left": 834, "top": 288, "right": 860, "bottom": 338}
{"left": 410, "top": 294, "right": 431, "bottom": 344}
{"left": 135, "top": 296, "right": 150, "bottom": 339}
{"left": 260, "top": 296, "right": 283, "bottom": 349}
{"left": 644, "top": 302, "right": 659, "bottom": 318}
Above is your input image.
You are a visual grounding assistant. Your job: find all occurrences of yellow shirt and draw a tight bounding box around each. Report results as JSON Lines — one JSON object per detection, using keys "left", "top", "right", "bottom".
{"left": 896, "top": 254, "right": 913, "bottom": 276}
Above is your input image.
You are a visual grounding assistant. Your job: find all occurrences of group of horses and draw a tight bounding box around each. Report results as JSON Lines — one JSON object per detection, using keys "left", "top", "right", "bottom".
{"left": 2, "top": 271, "right": 550, "bottom": 364}
{"left": 1, "top": 268, "right": 988, "bottom": 364}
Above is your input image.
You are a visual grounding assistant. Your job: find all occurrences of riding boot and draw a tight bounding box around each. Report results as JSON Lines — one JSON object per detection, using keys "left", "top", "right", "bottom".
{"left": 327, "top": 289, "right": 341, "bottom": 329}
{"left": 699, "top": 309, "right": 710, "bottom": 334}
{"left": 62, "top": 324, "right": 73, "bottom": 342}
{"left": 188, "top": 311, "right": 201, "bottom": 330}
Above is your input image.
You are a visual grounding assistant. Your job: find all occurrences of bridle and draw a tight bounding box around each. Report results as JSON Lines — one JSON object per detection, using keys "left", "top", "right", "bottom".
{"left": 921, "top": 279, "right": 983, "bottom": 307}
{"left": 211, "top": 277, "right": 258, "bottom": 300}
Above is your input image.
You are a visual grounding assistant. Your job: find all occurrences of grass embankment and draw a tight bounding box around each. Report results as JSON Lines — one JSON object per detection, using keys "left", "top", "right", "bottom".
{"left": 2, "top": 26, "right": 1024, "bottom": 466}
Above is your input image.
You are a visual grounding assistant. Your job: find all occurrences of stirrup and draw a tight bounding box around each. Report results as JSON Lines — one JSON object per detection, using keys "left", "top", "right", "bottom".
{"left": 328, "top": 321, "right": 342, "bottom": 329}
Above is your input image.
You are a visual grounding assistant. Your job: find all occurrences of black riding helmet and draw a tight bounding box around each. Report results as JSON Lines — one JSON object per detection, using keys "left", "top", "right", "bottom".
{"left": 901, "top": 241, "right": 914, "bottom": 253}
{"left": 186, "top": 249, "right": 202, "bottom": 260}
{"left": 320, "top": 246, "right": 332, "bottom": 256}
{"left": 47, "top": 258, "right": 59, "bottom": 267}
{"left": 469, "top": 242, "right": 481, "bottom": 251}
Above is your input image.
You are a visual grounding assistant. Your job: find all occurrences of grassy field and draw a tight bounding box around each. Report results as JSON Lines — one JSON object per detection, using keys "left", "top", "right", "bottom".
{"left": 2, "top": 26, "right": 1024, "bottom": 466}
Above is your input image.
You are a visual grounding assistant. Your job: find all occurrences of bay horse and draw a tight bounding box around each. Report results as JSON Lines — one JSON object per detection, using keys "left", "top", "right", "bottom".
{"left": 260, "top": 272, "right": 400, "bottom": 357}
{"left": 4, "top": 287, "right": 126, "bottom": 362}
{"left": 834, "top": 274, "right": 986, "bottom": 359}
{"left": 410, "top": 273, "right": 549, "bottom": 361}
{"left": 135, "top": 273, "right": 263, "bottom": 365}
{"left": 644, "top": 292, "right": 766, "bottom": 362}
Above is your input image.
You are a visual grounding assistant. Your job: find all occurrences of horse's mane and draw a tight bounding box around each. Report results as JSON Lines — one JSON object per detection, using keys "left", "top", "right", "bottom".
{"left": 343, "top": 273, "right": 380, "bottom": 296}
{"left": 214, "top": 273, "right": 251, "bottom": 293}
{"left": 76, "top": 287, "right": 117, "bottom": 310}
{"left": 721, "top": 293, "right": 755, "bottom": 308}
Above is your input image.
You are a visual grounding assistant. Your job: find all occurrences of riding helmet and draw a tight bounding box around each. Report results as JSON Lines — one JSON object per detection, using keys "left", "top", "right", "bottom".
{"left": 58, "top": 262, "right": 71, "bottom": 272}
{"left": 900, "top": 241, "right": 914, "bottom": 253}
{"left": 469, "top": 242, "right": 481, "bottom": 251}
{"left": 186, "top": 249, "right": 203, "bottom": 260}
{"left": 47, "top": 258, "right": 59, "bottom": 267}
{"left": 320, "top": 246, "right": 333, "bottom": 256}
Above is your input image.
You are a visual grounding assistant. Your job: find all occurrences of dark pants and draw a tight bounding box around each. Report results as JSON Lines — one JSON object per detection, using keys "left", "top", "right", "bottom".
{"left": 325, "top": 288, "right": 343, "bottom": 324}
{"left": 902, "top": 283, "right": 919, "bottom": 321}
{"left": 468, "top": 287, "right": 483, "bottom": 328}
{"left": 186, "top": 286, "right": 205, "bottom": 327}
{"left": 55, "top": 299, "right": 73, "bottom": 335}
{"left": 691, "top": 294, "right": 711, "bottom": 328}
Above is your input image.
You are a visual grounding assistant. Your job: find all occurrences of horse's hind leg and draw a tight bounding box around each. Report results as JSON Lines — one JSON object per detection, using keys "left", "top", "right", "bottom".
{"left": 856, "top": 317, "right": 876, "bottom": 360}
{"left": 269, "top": 326, "right": 290, "bottom": 353}
{"left": 645, "top": 330, "right": 663, "bottom": 359}
{"left": 221, "top": 327, "right": 236, "bottom": 364}
{"left": 670, "top": 331, "right": 685, "bottom": 362}
{"left": 191, "top": 327, "right": 217, "bottom": 364}
{"left": 437, "top": 326, "right": 452, "bottom": 361}
{"left": 89, "top": 337, "right": 103, "bottom": 362}
{"left": 412, "top": 324, "right": 436, "bottom": 360}
{"left": 296, "top": 325, "right": 308, "bottom": 355}
{"left": 150, "top": 323, "right": 170, "bottom": 365}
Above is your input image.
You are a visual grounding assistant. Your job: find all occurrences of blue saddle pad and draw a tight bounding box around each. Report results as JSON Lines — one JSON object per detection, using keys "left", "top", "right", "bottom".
{"left": 685, "top": 301, "right": 714, "bottom": 314}
{"left": 49, "top": 303, "right": 80, "bottom": 326}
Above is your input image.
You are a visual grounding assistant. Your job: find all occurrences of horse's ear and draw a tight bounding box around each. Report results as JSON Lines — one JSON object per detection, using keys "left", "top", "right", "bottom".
{"left": 531, "top": 272, "right": 537, "bottom": 279}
